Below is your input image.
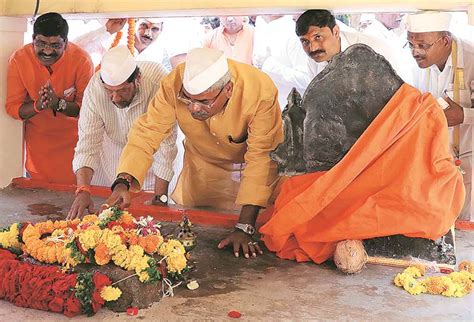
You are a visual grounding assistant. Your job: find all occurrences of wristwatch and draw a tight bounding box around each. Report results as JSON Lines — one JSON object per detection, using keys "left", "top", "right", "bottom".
{"left": 111, "top": 174, "right": 133, "bottom": 191}
{"left": 234, "top": 223, "right": 256, "bottom": 235}
{"left": 152, "top": 194, "right": 168, "bottom": 205}
{"left": 57, "top": 98, "right": 67, "bottom": 111}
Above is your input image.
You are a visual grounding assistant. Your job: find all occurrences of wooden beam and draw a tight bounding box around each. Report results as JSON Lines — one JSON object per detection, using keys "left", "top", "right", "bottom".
{"left": 1, "top": 0, "right": 472, "bottom": 18}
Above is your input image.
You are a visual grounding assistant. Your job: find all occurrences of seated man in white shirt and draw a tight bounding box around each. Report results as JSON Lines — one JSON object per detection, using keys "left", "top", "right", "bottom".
{"left": 67, "top": 46, "right": 177, "bottom": 219}
{"left": 407, "top": 11, "right": 474, "bottom": 221}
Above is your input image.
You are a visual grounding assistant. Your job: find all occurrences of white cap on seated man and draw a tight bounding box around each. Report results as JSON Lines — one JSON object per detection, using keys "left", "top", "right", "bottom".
{"left": 101, "top": 45, "right": 138, "bottom": 86}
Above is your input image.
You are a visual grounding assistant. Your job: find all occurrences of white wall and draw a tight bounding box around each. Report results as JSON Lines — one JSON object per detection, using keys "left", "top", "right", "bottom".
{"left": 0, "top": 17, "right": 26, "bottom": 188}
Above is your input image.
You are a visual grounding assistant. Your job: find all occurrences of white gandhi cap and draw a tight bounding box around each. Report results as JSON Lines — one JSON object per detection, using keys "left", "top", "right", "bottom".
{"left": 100, "top": 45, "right": 137, "bottom": 86}
{"left": 407, "top": 11, "right": 452, "bottom": 33}
{"left": 183, "top": 47, "right": 229, "bottom": 95}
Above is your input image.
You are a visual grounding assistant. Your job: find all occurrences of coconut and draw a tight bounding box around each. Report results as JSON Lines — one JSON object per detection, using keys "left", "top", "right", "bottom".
{"left": 333, "top": 240, "right": 368, "bottom": 274}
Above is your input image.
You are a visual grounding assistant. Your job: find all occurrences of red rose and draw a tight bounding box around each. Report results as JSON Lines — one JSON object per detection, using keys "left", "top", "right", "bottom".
{"left": 122, "top": 222, "right": 136, "bottom": 230}
{"left": 91, "top": 291, "right": 105, "bottom": 313}
{"left": 48, "top": 297, "right": 65, "bottom": 313}
{"left": 93, "top": 273, "right": 111, "bottom": 290}
{"left": 106, "top": 221, "right": 119, "bottom": 229}
{"left": 13, "top": 295, "right": 29, "bottom": 307}
{"left": 52, "top": 278, "right": 74, "bottom": 295}
{"left": 64, "top": 296, "right": 82, "bottom": 317}
{"left": 0, "top": 250, "right": 17, "bottom": 261}
{"left": 31, "top": 280, "right": 54, "bottom": 311}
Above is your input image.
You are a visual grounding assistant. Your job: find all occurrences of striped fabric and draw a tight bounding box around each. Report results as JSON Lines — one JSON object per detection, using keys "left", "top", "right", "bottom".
{"left": 73, "top": 61, "right": 177, "bottom": 191}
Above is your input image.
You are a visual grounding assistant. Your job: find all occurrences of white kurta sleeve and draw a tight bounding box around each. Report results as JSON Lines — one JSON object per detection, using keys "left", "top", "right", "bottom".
{"left": 73, "top": 26, "right": 110, "bottom": 56}
{"left": 463, "top": 107, "right": 474, "bottom": 124}
{"left": 151, "top": 124, "right": 178, "bottom": 182}
{"left": 262, "top": 56, "right": 312, "bottom": 96}
{"left": 72, "top": 81, "right": 106, "bottom": 173}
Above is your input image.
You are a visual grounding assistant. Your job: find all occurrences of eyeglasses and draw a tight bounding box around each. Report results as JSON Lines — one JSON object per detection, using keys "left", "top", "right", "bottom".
{"left": 177, "top": 83, "right": 227, "bottom": 110}
{"left": 34, "top": 39, "right": 65, "bottom": 50}
{"left": 405, "top": 37, "right": 443, "bottom": 54}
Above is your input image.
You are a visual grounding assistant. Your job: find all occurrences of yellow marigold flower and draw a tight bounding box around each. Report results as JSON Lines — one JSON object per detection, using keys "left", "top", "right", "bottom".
{"left": 404, "top": 278, "right": 426, "bottom": 295}
{"left": 0, "top": 223, "right": 21, "bottom": 249}
{"left": 158, "top": 239, "right": 185, "bottom": 257}
{"left": 83, "top": 214, "right": 99, "bottom": 224}
{"left": 448, "top": 271, "right": 473, "bottom": 294}
{"left": 166, "top": 253, "right": 187, "bottom": 274}
{"left": 100, "top": 286, "right": 122, "bottom": 302}
{"left": 78, "top": 229, "right": 100, "bottom": 250}
{"left": 129, "top": 244, "right": 144, "bottom": 257}
{"left": 394, "top": 273, "right": 412, "bottom": 288}
{"left": 138, "top": 270, "right": 150, "bottom": 282}
{"left": 440, "top": 277, "right": 457, "bottom": 297}
{"left": 403, "top": 267, "right": 423, "bottom": 278}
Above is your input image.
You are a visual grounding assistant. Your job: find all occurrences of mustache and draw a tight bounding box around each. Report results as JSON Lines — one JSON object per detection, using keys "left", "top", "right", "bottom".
{"left": 113, "top": 101, "right": 129, "bottom": 109}
{"left": 39, "top": 52, "right": 58, "bottom": 58}
{"left": 191, "top": 111, "right": 209, "bottom": 119}
{"left": 310, "top": 50, "right": 325, "bottom": 56}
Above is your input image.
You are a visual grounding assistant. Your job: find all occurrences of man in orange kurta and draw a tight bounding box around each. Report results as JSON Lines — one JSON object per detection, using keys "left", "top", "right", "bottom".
{"left": 260, "top": 84, "right": 465, "bottom": 264}
{"left": 202, "top": 16, "right": 254, "bottom": 65}
{"left": 6, "top": 13, "right": 94, "bottom": 184}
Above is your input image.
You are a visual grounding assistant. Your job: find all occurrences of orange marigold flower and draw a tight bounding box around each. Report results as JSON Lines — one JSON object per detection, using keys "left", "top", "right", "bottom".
{"left": 95, "top": 243, "right": 111, "bottom": 265}
{"left": 128, "top": 234, "right": 139, "bottom": 246}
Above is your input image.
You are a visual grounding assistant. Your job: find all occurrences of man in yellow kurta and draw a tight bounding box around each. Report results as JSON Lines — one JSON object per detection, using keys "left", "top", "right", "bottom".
{"left": 105, "top": 47, "right": 283, "bottom": 258}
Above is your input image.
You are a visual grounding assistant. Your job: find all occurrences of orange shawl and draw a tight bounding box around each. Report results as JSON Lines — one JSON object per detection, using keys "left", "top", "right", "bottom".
{"left": 260, "top": 84, "right": 465, "bottom": 264}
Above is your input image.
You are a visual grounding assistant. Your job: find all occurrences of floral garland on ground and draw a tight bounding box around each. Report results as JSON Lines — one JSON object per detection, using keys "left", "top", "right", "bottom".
{"left": 0, "top": 207, "right": 189, "bottom": 283}
{"left": 0, "top": 249, "right": 121, "bottom": 317}
{"left": 394, "top": 261, "right": 474, "bottom": 297}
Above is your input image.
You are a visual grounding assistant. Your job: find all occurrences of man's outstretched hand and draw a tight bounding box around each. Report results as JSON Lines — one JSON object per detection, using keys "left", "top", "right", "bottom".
{"left": 67, "top": 191, "right": 95, "bottom": 220}
{"left": 218, "top": 230, "right": 263, "bottom": 258}
{"left": 102, "top": 183, "right": 131, "bottom": 211}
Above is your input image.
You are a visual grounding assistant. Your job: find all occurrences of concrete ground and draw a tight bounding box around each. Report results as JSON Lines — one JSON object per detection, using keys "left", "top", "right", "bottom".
{"left": 0, "top": 186, "right": 473, "bottom": 321}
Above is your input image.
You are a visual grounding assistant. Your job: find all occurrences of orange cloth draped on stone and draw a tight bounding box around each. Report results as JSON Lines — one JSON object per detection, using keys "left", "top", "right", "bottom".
{"left": 260, "top": 84, "right": 465, "bottom": 264}
{"left": 6, "top": 43, "right": 94, "bottom": 184}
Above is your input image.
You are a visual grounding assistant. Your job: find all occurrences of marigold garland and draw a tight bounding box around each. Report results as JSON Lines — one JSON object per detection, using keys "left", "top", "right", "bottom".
{"left": 127, "top": 18, "right": 136, "bottom": 55}
{"left": 394, "top": 263, "right": 474, "bottom": 297}
{"left": 4, "top": 207, "right": 189, "bottom": 284}
{"left": 0, "top": 207, "right": 190, "bottom": 316}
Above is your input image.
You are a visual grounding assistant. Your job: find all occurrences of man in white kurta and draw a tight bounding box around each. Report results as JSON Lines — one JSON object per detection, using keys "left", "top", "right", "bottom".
{"left": 407, "top": 11, "right": 474, "bottom": 221}
{"left": 262, "top": 9, "right": 411, "bottom": 106}
{"left": 68, "top": 46, "right": 177, "bottom": 219}
{"left": 253, "top": 15, "right": 309, "bottom": 108}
